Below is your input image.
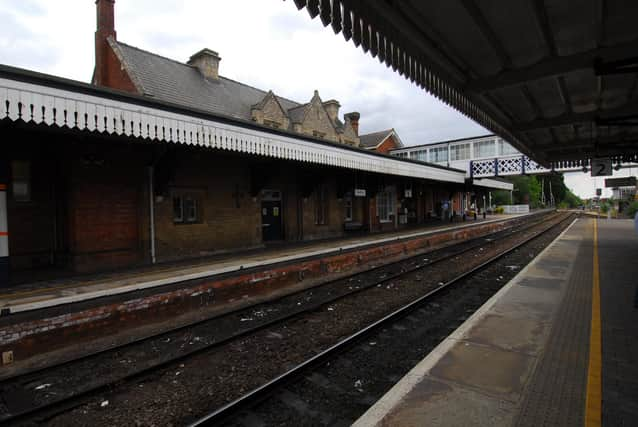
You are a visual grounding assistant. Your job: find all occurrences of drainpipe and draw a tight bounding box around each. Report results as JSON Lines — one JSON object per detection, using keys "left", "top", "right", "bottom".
{"left": 0, "top": 161, "right": 9, "bottom": 287}
{"left": 148, "top": 166, "right": 156, "bottom": 264}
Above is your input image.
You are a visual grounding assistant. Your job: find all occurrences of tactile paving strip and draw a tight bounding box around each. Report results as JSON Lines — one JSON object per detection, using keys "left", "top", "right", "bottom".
{"left": 514, "top": 225, "right": 593, "bottom": 427}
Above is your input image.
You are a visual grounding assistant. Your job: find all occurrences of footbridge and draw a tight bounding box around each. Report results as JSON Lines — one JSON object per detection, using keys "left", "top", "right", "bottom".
{"left": 390, "top": 135, "right": 638, "bottom": 179}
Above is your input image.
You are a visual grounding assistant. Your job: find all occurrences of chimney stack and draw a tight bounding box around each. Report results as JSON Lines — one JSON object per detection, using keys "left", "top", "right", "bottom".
{"left": 188, "top": 49, "right": 221, "bottom": 81}
{"left": 344, "top": 112, "right": 360, "bottom": 135}
{"left": 94, "top": 0, "right": 116, "bottom": 86}
{"left": 323, "top": 100, "right": 340, "bottom": 122}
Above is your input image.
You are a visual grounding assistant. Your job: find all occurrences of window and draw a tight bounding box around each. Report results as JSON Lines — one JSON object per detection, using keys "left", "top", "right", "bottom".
{"left": 376, "top": 187, "right": 396, "bottom": 222}
{"left": 11, "top": 160, "right": 31, "bottom": 202}
{"left": 409, "top": 150, "right": 427, "bottom": 161}
{"left": 315, "top": 184, "right": 329, "bottom": 225}
{"left": 450, "top": 143, "right": 471, "bottom": 161}
{"left": 173, "top": 193, "right": 201, "bottom": 224}
{"left": 344, "top": 194, "right": 353, "bottom": 221}
{"left": 499, "top": 140, "right": 518, "bottom": 155}
{"left": 430, "top": 146, "right": 448, "bottom": 163}
{"left": 475, "top": 140, "right": 496, "bottom": 158}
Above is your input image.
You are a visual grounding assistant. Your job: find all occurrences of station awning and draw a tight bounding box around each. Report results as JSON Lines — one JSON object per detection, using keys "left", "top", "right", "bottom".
{"left": 290, "top": 1, "right": 638, "bottom": 165}
{"left": 0, "top": 65, "right": 466, "bottom": 184}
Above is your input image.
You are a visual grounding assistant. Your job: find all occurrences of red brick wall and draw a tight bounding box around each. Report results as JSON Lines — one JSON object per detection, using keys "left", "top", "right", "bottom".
{"left": 96, "top": 43, "right": 138, "bottom": 93}
{"left": 93, "top": 0, "right": 138, "bottom": 94}
{"left": 375, "top": 135, "right": 401, "bottom": 154}
{"left": 66, "top": 145, "right": 144, "bottom": 272}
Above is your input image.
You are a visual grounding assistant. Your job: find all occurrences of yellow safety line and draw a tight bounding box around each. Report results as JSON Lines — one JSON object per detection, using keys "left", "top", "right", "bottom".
{"left": 585, "top": 218, "right": 602, "bottom": 427}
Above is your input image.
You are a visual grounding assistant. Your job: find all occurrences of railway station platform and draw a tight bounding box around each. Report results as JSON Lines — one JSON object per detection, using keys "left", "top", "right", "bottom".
{"left": 1, "top": 212, "right": 537, "bottom": 315}
{"left": 0, "top": 211, "right": 547, "bottom": 373}
{"left": 353, "top": 217, "right": 638, "bottom": 427}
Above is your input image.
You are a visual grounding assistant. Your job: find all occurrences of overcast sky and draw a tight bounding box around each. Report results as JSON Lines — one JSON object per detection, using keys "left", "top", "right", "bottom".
{"left": 0, "top": 0, "right": 631, "bottom": 198}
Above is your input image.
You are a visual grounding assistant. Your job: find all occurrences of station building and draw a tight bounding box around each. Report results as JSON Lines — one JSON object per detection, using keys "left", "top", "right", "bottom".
{"left": 0, "top": 0, "right": 506, "bottom": 285}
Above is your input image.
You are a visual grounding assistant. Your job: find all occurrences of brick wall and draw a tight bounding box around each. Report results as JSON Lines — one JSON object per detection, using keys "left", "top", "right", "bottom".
{"left": 153, "top": 151, "right": 261, "bottom": 261}
{"left": 375, "top": 135, "right": 400, "bottom": 154}
{"left": 67, "top": 144, "right": 145, "bottom": 272}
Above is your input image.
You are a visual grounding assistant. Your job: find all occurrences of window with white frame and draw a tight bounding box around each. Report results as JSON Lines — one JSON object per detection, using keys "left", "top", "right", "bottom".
{"left": 429, "top": 146, "right": 448, "bottom": 163}
{"left": 376, "top": 187, "right": 396, "bottom": 222}
{"left": 499, "top": 140, "right": 518, "bottom": 155}
{"left": 450, "top": 143, "right": 471, "bottom": 161}
{"left": 413, "top": 149, "right": 427, "bottom": 161}
{"left": 475, "top": 140, "right": 496, "bottom": 158}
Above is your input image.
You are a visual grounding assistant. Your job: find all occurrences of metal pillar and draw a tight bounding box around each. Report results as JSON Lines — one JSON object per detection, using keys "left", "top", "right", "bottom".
{"left": 0, "top": 161, "right": 9, "bottom": 287}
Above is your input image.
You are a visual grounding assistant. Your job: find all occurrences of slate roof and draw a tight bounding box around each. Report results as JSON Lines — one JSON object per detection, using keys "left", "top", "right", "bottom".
{"left": 111, "top": 40, "right": 301, "bottom": 121}
{"left": 287, "top": 103, "right": 308, "bottom": 124}
{"left": 359, "top": 129, "right": 394, "bottom": 148}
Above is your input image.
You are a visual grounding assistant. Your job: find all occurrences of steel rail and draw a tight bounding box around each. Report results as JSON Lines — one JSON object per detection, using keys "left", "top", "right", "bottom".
{"left": 187, "top": 213, "right": 576, "bottom": 426}
{"left": 0, "top": 212, "right": 562, "bottom": 424}
{"left": 1, "top": 211, "right": 552, "bottom": 386}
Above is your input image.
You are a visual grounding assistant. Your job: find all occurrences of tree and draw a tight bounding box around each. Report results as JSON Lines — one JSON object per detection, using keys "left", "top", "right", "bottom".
{"left": 492, "top": 173, "right": 581, "bottom": 208}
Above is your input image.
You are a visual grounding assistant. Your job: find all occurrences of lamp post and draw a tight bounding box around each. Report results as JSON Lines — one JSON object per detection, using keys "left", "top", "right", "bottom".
{"left": 483, "top": 195, "right": 486, "bottom": 219}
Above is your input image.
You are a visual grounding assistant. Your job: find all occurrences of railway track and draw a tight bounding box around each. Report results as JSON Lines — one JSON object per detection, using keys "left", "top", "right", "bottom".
{"left": 0, "top": 211, "right": 568, "bottom": 425}
{"left": 188, "top": 213, "right": 577, "bottom": 426}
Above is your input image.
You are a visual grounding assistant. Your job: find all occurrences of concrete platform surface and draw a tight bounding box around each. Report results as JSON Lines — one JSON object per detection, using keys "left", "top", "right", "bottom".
{"left": 0, "top": 213, "right": 535, "bottom": 314}
{"left": 353, "top": 217, "right": 638, "bottom": 427}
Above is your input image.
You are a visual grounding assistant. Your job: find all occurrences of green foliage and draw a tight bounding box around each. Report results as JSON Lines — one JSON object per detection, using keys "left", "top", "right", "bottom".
{"left": 500, "top": 174, "right": 582, "bottom": 208}
{"left": 626, "top": 201, "right": 638, "bottom": 217}
{"left": 562, "top": 189, "right": 582, "bottom": 208}
{"left": 491, "top": 190, "right": 511, "bottom": 206}
{"left": 494, "top": 206, "right": 505, "bottom": 214}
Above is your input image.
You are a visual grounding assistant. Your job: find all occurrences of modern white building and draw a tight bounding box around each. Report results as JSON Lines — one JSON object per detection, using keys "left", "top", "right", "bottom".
{"left": 390, "top": 134, "right": 519, "bottom": 171}
{"left": 390, "top": 135, "right": 516, "bottom": 191}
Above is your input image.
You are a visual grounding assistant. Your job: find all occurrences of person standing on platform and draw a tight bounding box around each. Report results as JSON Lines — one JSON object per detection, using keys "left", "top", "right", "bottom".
{"left": 442, "top": 200, "right": 449, "bottom": 221}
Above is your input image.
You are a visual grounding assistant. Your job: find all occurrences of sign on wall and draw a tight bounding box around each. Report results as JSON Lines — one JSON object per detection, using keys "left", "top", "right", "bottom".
{"left": 591, "top": 158, "right": 612, "bottom": 177}
{"left": 354, "top": 188, "right": 366, "bottom": 197}
{"left": 605, "top": 177, "right": 636, "bottom": 188}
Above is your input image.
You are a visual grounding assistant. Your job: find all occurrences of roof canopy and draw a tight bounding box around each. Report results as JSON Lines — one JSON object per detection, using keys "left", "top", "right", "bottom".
{"left": 0, "top": 65, "right": 466, "bottom": 185}
{"left": 290, "top": 0, "right": 638, "bottom": 165}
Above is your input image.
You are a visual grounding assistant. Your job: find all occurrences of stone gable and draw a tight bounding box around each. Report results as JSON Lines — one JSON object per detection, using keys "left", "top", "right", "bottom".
{"left": 251, "top": 91, "right": 290, "bottom": 130}
{"left": 296, "top": 91, "right": 339, "bottom": 142}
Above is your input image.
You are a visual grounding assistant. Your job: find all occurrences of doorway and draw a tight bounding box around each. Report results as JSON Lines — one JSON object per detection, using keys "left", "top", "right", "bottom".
{"left": 261, "top": 189, "right": 283, "bottom": 241}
